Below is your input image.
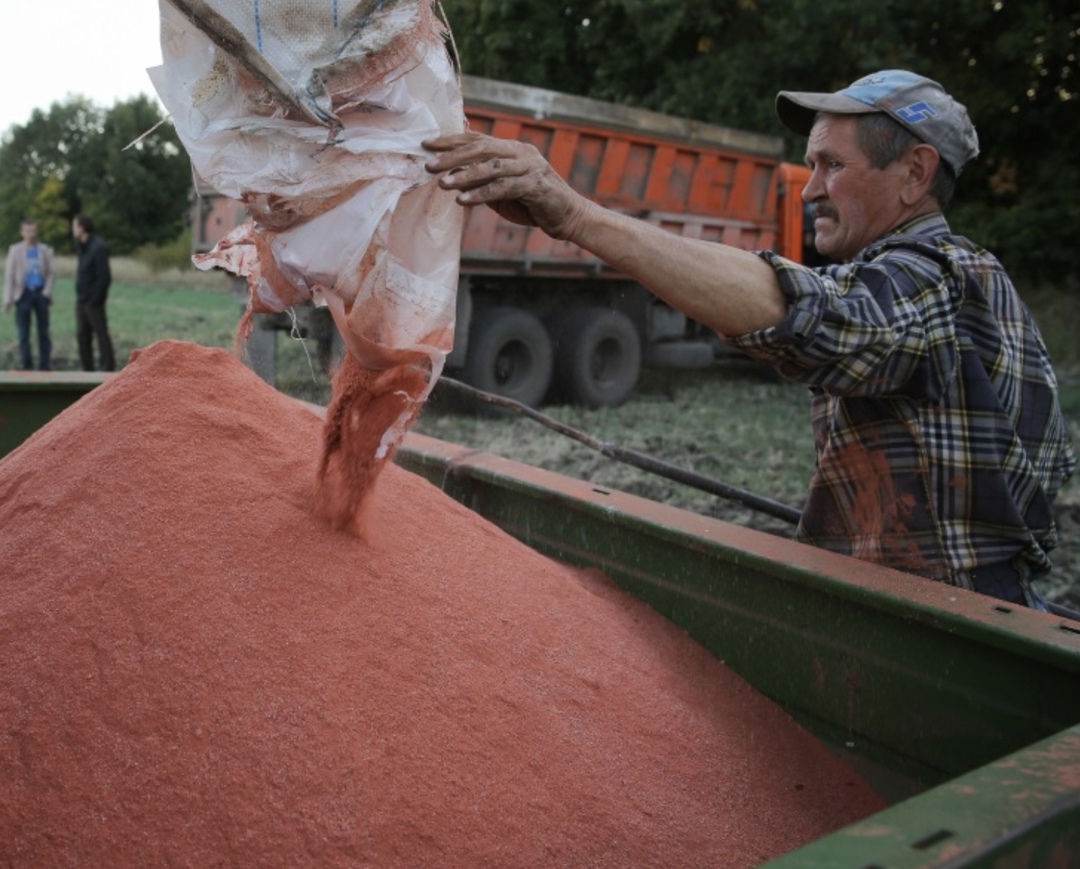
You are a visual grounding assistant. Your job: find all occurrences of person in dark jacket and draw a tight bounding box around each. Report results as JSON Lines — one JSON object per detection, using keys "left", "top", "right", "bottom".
{"left": 72, "top": 214, "right": 116, "bottom": 372}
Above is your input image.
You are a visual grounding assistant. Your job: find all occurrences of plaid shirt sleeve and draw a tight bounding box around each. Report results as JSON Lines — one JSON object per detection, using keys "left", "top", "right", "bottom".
{"left": 726, "top": 214, "right": 1076, "bottom": 585}
{"left": 728, "top": 223, "right": 964, "bottom": 399}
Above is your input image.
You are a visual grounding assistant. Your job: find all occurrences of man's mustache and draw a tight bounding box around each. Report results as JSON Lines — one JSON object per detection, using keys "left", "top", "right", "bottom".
{"left": 811, "top": 203, "right": 839, "bottom": 221}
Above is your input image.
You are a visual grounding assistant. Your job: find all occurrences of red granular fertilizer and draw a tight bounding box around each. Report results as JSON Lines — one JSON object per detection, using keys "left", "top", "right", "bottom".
{"left": 0, "top": 340, "right": 886, "bottom": 867}
{"left": 313, "top": 351, "right": 432, "bottom": 536}
{"left": 237, "top": 308, "right": 436, "bottom": 535}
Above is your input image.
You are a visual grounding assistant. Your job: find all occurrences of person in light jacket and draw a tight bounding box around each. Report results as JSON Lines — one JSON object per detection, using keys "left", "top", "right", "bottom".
{"left": 3, "top": 218, "right": 56, "bottom": 371}
{"left": 72, "top": 214, "right": 116, "bottom": 372}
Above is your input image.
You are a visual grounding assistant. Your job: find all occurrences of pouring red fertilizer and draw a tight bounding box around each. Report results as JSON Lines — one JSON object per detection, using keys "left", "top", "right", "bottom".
{"left": 150, "top": 0, "right": 467, "bottom": 530}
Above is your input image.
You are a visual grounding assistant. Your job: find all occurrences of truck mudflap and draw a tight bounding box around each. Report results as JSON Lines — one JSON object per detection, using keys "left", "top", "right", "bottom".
{"left": 395, "top": 432, "right": 1080, "bottom": 868}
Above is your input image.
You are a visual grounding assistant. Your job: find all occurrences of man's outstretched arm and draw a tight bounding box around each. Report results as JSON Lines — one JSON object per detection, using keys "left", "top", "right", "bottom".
{"left": 424, "top": 131, "right": 789, "bottom": 338}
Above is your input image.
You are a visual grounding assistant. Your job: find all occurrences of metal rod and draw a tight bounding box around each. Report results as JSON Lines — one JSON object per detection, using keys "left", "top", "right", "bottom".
{"left": 436, "top": 377, "right": 803, "bottom": 526}
{"left": 1047, "top": 601, "right": 1080, "bottom": 623}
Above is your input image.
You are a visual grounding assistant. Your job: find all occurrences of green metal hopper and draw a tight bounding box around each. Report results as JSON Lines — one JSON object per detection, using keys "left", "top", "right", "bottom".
{"left": 3, "top": 371, "right": 1078, "bottom": 867}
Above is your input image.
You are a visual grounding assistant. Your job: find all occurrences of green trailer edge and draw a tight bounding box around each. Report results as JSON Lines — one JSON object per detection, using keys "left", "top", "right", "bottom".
{"left": 3, "top": 372, "right": 1079, "bottom": 868}
{"left": 0, "top": 371, "right": 115, "bottom": 458}
{"left": 394, "top": 432, "right": 1080, "bottom": 869}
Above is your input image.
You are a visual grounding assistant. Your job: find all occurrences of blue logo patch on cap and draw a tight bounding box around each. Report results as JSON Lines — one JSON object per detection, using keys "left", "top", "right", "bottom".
{"left": 895, "top": 101, "right": 939, "bottom": 125}
{"left": 844, "top": 70, "right": 923, "bottom": 106}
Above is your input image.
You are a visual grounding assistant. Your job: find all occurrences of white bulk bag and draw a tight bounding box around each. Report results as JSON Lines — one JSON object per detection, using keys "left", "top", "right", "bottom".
{"left": 148, "top": 0, "right": 464, "bottom": 375}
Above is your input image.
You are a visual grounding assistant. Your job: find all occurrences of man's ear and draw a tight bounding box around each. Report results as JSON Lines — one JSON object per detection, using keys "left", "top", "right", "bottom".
{"left": 901, "top": 143, "right": 940, "bottom": 205}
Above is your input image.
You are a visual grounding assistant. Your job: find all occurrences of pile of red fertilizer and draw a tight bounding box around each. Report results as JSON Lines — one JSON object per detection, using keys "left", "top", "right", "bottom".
{"left": 0, "top": 341, "right": 885, "bottom": 867}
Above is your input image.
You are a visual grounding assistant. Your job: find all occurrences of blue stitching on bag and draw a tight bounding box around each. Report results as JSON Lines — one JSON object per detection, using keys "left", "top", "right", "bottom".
{"left": 254, "top": 0, "right": 264, "bottom": 52}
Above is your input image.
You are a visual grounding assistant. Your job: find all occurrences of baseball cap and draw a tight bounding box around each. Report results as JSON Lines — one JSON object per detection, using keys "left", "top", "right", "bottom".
{"left": 775, "top": 70, "right": 980, "bottom": 176}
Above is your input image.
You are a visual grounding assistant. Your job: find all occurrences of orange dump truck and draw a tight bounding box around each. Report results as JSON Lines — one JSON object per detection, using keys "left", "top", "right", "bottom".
{"left": 194, "top": 76, "right": 813, "bottom": 405}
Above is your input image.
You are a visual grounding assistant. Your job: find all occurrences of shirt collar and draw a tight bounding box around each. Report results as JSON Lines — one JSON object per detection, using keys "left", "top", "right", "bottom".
{"left": 852, "top": 212, "right": 950, "bottom": 263}
{"left": 885, "top": 211, "right": 950, "bottom": 239}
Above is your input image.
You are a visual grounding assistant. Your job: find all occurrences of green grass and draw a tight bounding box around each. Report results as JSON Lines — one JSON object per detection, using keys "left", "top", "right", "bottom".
{"left": 0, "top": 276, "right": 240, "bottom": 371}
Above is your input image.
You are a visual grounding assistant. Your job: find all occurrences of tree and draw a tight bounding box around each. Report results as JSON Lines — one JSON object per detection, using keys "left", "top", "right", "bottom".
{"left": 0, "top": 99, "right": 97, "bottom": 249}
{"left": 0, "top": 96, "right": 191, "bottom": 255}
{"left": 83, "top": 96, "right": 192, "bottom": 254}
{"left": 30, "top": 176, "right": 69, "bottom": 244}
{"left": 926, "top": 0, "right": 1080, "bottom": 282}
{"left": 439, "top": 0, "right": 1080, "bottom": 286}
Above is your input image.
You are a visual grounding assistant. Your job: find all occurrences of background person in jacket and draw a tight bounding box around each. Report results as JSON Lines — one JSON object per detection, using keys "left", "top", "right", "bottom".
{"left": 424, "top": 69, "right": 1076, "bottom": 610}
{"left": 72, "top": 214, "right": 115, "bottom": 372}
{"left": 3, "top": 218, "right": 56, "bottom": 371}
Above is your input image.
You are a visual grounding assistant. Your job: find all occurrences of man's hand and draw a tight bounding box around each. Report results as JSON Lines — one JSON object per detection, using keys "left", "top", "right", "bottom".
{"left": 426, "top": 131, "right": 787, "bottom": 338}
{"left": 423, "top": 132, "right": 592, "bottom": 241}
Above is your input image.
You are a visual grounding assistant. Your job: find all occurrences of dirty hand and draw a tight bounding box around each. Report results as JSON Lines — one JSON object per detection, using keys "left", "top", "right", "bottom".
{"left": 424, "top": 132, "right": 589, "bottom": 241}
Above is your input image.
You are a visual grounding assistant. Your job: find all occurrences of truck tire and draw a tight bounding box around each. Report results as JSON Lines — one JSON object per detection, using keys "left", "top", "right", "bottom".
{"left": 549, "top": 307, "right": 642, "bottom": 408}
{"left": 463, "top": 307, "right": 553, "bottom": 408}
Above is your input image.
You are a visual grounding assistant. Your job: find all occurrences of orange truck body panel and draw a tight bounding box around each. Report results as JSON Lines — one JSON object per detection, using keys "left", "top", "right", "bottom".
{"left": 193, "top": 77, "right": 811, "bottom": 269}
{"left": 458, "top": 76, "right": 810, "bottom": 274}
{"left": 189, "top": 77, "right": 816, "bottom": 401}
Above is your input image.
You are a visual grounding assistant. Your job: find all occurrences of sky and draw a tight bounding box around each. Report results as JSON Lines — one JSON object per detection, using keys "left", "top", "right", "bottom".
{"left": 0, "top": 0, "right": 166, "bottom": 136}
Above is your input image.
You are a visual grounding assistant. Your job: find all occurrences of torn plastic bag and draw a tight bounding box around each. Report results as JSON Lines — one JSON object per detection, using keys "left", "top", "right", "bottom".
{"left": 149, "top": 0, "right": 464, "bottom": 374}
{"left": 148, "top": 0, "right": 465, "bottom": 529}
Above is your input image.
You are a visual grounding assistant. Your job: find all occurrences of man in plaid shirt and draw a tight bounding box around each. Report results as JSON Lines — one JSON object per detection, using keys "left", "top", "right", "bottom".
{"left": 425, "top": 70, "right": 1075, "bottom": 609}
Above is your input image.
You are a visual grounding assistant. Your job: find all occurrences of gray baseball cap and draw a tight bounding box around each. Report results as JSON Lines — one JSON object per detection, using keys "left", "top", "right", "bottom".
{"left": 775, "top": 70, "right": 980, "bottom": 176}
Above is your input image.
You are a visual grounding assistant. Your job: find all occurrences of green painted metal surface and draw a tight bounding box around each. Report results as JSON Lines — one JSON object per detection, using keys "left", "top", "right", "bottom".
{"left": 5, "top": 375, "right": 1080, "bottom": 866}
{"left": 0, "top": 372, "right": 112, "bottom": 459}
{"left": 761, "top": 724, "right": 1080, "bottom": 868}
{"left": 394, "top": 434, "right": 1080, "bottom": 867}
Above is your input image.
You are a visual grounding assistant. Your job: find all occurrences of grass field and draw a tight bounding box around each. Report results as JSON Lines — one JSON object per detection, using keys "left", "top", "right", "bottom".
{"left": 3, "top": 258, "right": 1078, "bottom": 606}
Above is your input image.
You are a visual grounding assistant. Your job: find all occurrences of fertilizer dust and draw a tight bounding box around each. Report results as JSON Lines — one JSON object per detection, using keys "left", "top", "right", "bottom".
{"left": 0, "top": 341, "right": 886, "bottom": 867}
{"left": 313, "top": 351, "right": 431, "bottom": 536}
{"left": 154, "top": 0, "right": 466, "bottom": 529}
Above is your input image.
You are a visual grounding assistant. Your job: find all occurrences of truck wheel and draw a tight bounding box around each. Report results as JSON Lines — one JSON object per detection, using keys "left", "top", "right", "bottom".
{"left": 463, "top": 307, "right": 553, "bottom": 408}
{"left": 549, "top": 307, "right": 641, "bottom": 408}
